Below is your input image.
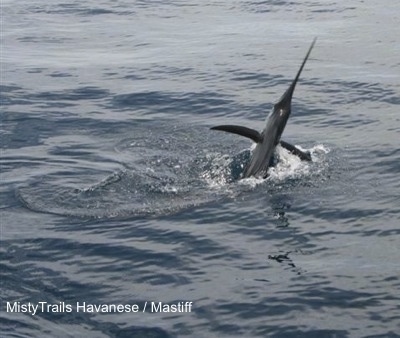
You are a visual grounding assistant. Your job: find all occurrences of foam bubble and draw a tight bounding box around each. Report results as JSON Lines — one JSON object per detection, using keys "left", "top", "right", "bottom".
{"left": 267, "top": 145, "right": 310, "bottom": 181}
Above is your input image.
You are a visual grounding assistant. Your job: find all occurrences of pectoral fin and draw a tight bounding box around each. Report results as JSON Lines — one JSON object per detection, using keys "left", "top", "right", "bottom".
{"left": 211, "top": 125, "right": 262, "bottom": 143}
{"left": 280, "top": 140, "right": 312, "bottom": 161}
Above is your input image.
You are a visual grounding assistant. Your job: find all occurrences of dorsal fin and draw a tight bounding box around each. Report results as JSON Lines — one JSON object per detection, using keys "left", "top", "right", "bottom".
{"left": 211, "top": 125, "right": 262, "bottom": 143}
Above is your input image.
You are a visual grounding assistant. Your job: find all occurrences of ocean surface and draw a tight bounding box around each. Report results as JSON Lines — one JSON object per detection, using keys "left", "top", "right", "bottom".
{"left": 1, "top": 1, "right": 399, "bottom": 337}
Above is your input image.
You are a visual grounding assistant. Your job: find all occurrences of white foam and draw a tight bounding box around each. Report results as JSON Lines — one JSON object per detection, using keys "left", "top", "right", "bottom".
{"left": 238, "top": 176, "right": 265, "bottom": 188}
{"left": 203, "top": 144, "right": 330, "bottom": 188}
{"left": 161, "top": 185, "right": 179, "bottom": 194}
{"left": 201, "top": 153, "right": 233, "bottom": 188}
{"left": 267, "top": 145, "right": 310, "bottom": 181}
{"left": 311, "top": 144, "right": 330, "bottom": 154}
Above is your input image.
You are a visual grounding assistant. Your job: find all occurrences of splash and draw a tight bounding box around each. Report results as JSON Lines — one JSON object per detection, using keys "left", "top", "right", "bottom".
{"left": 205, "top": 143, "right": 330, "bottom": 188}
{"left": 17, "top": 121, "right": 329, "bottom": 219}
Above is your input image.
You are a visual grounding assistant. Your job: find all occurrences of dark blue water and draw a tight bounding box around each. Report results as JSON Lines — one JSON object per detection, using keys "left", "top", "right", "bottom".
{"left": 1, "top": 1, "right": 399, "bottom": 337}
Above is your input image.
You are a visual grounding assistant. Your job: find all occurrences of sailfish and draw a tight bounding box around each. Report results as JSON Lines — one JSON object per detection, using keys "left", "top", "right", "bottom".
{"left": 211, "top": 39, "right": 316, "bottom": 178}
